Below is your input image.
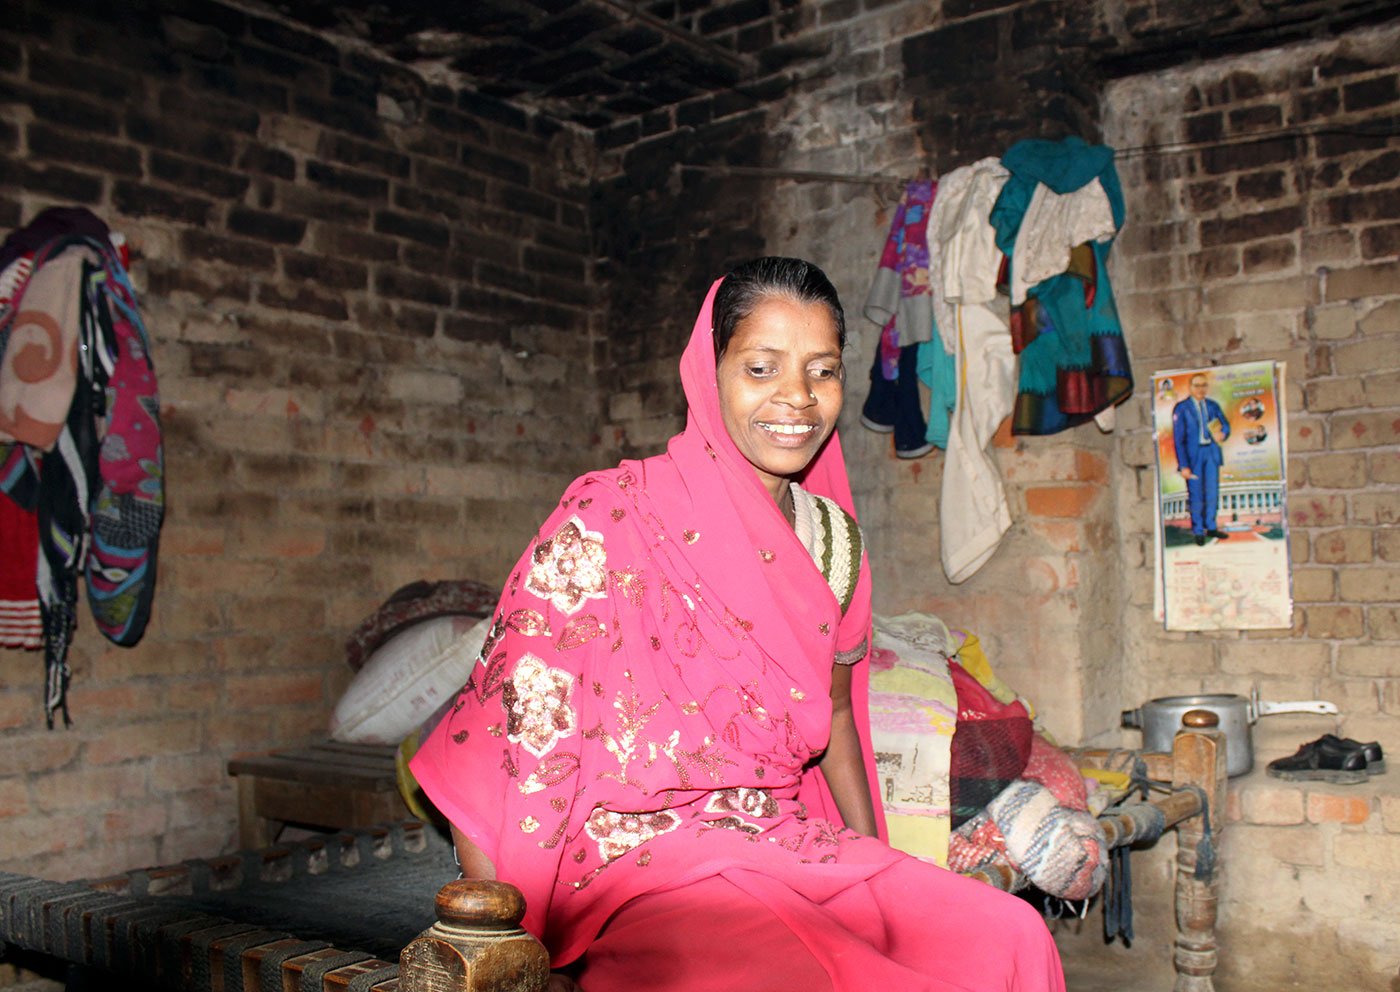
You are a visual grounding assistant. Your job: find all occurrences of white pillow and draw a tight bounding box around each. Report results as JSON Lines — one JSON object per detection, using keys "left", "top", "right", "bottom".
{"left": 329, "top": 615, "right": 491, "bottom": 744}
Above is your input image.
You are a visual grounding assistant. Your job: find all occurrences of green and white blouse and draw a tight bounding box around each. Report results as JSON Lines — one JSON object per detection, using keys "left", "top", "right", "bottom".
{"left": 791, "top": 483, "right": 866, "bottom": 665}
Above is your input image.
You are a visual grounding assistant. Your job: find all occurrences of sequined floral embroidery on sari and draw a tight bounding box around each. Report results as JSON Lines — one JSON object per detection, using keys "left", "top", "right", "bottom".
{"left": 526, "top": 515, "right": 608, "bottom": 615}
{"left": 585, "top": 808, "right": 681, "bottom": 861}
{"left": 503, "top": 653, "right": 577, "bottom": 758}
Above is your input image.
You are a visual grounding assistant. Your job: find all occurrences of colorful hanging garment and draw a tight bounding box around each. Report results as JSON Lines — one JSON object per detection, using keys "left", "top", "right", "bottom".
{"left": 861, "top": 181, "right": 939, "bottom": 457}
{"left": 990, "top": 137, "right": 1132, "bottom": 435}
{"left": 0, "top": 466, "right": 41, "bottom": 649}
{"left": 863, "top": 179, "right": 937, "bottom": 365}
{"left": 0, "top": 210, "right": 164, "bottom": 725}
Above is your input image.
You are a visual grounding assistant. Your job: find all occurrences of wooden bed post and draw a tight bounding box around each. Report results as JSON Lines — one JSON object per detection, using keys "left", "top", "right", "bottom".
{"left": 1170, "top": 709, "right": 1227, "bottom": 992}
{"left": 399, "top": 879, "right": 550, "bottom": 992}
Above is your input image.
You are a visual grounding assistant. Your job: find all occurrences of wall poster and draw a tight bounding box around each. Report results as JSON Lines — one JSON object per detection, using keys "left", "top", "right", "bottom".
{"left": 1151, "top": 361, "right": 1292, "bottom": 631}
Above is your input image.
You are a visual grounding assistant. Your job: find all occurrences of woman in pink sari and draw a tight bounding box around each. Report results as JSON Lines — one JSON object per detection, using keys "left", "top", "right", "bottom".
{"left": 411, "top": 258, "right": 1065, "bottom": 991}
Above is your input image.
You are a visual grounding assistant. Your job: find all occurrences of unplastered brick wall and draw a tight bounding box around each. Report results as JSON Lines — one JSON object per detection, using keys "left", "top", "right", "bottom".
{"left": 1074, "top": 25, "right": 1400, "bottom": 990}
{"left": 591, "top": 0, "right": 1122, "bottom": 745}
{"left": 594, "top": 3, "right": 1398, "bottom": 985}
{"left": 0, "top": 0, "right": 597, "bottom": 887}
{"left": 760, "top": 0, "right": 1117, "bottom": 747}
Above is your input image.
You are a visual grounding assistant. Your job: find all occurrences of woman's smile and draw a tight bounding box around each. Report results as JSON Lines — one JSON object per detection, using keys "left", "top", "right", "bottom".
{"left": 716, "top": 296, "right": 844, "bottom": 500}
{"left": 758, "top": 420, "right": 817, "bottom": 438}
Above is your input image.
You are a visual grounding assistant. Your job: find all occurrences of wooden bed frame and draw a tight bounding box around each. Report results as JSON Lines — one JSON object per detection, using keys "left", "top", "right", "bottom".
{"left": 0, "top": 713, "right": 1225, "bottom": 992}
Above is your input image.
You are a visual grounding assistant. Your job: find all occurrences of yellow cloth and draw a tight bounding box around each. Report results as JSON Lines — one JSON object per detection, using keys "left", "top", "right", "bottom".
{"left": 954, "top": 632, "right": 1037, "bottom": 720}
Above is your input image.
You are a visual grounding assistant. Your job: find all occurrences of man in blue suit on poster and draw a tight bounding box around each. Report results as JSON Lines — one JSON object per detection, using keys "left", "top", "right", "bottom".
{"left": 1173, "top": 373, "right": 1231, "bottom": 546}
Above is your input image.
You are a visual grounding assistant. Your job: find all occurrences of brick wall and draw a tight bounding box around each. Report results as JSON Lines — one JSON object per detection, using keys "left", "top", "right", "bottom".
{"left": 591, "top": 3, "right": 1400, "bottom": 986}
{"left": 0, "top": 0, "right": 598, "bottom": 891}
{"left": 1084, "top": 24, "right": 1400, "bottom": 989}
{"left": 1, "top": 0, "right": 1396, "bottom": 988}
{"left": 589, "top": 1, "right": 820, "bottom": 457}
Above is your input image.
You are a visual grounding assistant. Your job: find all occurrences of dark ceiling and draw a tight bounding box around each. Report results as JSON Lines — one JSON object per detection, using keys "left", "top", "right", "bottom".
{"left": 267, "top": 0, "right": 760, "bottom": 127}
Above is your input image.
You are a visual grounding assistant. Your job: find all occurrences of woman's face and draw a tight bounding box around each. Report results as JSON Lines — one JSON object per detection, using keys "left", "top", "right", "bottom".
{"left": 716, "top": 295, "right": 844, "bottom": 499}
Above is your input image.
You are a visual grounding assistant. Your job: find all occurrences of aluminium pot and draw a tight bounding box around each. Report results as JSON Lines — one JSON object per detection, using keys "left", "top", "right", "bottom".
{"left": 1120, "top": 688, "right": 1337, "bottom": 777}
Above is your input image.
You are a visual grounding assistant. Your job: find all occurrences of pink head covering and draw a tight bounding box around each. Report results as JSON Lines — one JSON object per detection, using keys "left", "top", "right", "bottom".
{"left": 666, "top": 276, "right": 873, "bottom": 675}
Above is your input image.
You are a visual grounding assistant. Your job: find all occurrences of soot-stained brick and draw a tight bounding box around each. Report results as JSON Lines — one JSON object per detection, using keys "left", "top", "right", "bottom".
{"left": 127, "top": 114, "right": 238, "bottom": 165}
{"left": 1200, "top": 136, "right": 1297, "bottom": 175}
{"left": 232, "top": 40, "right": 322, "bottom": 82}
{"left": 1327, "top": 187, "right": 1400, "bottom": 224}
{"left": 415, "top": 161, "right": 488, "bottom": 201}
{"left": 374, "top": 267, "right": 453, "bottom": 307}
{"left": 256, "top": 283, "right": 350, "bottom": 321}
{"left": 902, "top": 17, "right": 1000, "bottom": 89}
{"left": 1236, "top": 170, "right": 1287, "bottom": 200}
{"left": 113, "top": 181, "right": 214, "bottom": 224}
{"left": 27, "top": 92, "right": 120, "bottom": 136}
{"left": 1343, "top": 74, "right": 1399, "bottom": 112}
{"left": 457, "top": 91, "right": 529, "bottom": 131}
{"left": 15, "top": 162, "right": 104, "bottom": 203}
{"left": 306, "top": 160, "right": 390, "bottom": 200}
{"left": 316, "top": 226, "right": 399, "bottom": 262}
{"left": 282, "top": 251, "right": 368, "bottom": 291}
{"left": 248, "top": 16, "right": 341, "bottom": 66}
{"left": 28, "top": 123, "right": 141, "bottom": 176}
{"left": 374, "top": 210, "right": 450, "bottom": 247}
{"left": 1350, "top": 149, "right": 1400, "bottom": 187}
{"left": 444, "top": 313, "right": 509, "bottom": 345}
{"left": 237, "top": 146, "right": 296, "bottom": 181}
{"left": 27, "top": 49, "right": 140, "bottom": 103}
{"left": 193, "top": 65, "right": 290, "bottom": 114}
{"left": 1199, "top": 205, "right": 1304, "bottom": 247}
{"left": 460, "top": 146, "right": 533, "bottom": 184}
{"left": 318, "top": 133, "right": 410, "bottom": 178}
{"left": 182, "top": 229, "right": 277, "bottom": 271}
{"left": 291, "top": 94, "right": 383, "bottom": 141}
{"left": 228, "top": 206, "right": 307, "bottom": 245}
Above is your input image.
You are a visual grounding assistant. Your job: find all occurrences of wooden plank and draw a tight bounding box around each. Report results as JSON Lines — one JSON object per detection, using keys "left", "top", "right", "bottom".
{"left": 231, "top": 746, "right": 396, "bottom": 773}
{"left": 229, "top": 756, "right": 398, "bottom": 788}
{"left": 238, "top": 775, "right": 276, "bottom": 849}
{"left": 307, "top": 741, "right": 399, "bottom": 760}
{"left": 252, "top": 779, "right": 408, "bottom": 832}
{"left": 1071, "top": 747, "right": 1175, "bottom": 782}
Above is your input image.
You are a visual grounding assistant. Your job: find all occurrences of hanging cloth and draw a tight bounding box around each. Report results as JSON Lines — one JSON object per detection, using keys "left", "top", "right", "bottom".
{"left": 0, "top": 210, "right": 164, "bottom": 725}
{"left": 863, "top": 179, "right": 937, "bottom": 370}
{"left": 990, "top": 137, "right": 1133, "bottom": 436}
{"left": 0, "top": 479, "right": 41, "bottom": 649}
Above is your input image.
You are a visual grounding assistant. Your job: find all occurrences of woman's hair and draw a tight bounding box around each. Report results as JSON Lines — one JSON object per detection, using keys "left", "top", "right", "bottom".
{"left": 712, "top": 257, "right": 846, "bottom": 360}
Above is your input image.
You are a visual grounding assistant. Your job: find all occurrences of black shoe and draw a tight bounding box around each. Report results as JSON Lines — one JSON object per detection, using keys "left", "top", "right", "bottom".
{"left": 1320, "top": 734, "right": 1385, "bottom": 775}
{"left": 1194, "top": 534, "right": 1205, "bottom": 546}
{"left": 1267, "top": 736, "right": 1369, "bottom": 784}
{"left": 1206, "top": 529, "right": 1229, "bottom": 540}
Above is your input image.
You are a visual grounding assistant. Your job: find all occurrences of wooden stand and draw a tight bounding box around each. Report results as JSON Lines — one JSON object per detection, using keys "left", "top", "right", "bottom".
{"left": 400, "top": 880, "right": 551, "bottom": 992}
{"left": 1170, "top": 709, "right": 1226, "bottom": 991}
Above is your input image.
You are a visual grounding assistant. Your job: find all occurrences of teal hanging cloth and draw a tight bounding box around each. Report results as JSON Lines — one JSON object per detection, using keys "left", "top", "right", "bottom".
{"left": 990, "top": 137, "right": 1132, "bottom": 435}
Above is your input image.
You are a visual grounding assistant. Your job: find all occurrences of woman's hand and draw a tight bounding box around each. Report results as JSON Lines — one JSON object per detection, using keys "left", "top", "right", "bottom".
{"left": 547, "top": 972, "right": 581, "bottom": 992}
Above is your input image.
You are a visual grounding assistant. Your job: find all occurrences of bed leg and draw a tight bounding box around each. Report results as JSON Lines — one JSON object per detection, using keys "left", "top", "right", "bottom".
{"left": 1171, "top": 710, "right": 1227, "bottom": 992}
{"left": 399, "top": 879, "right": 550, "bottom": 992}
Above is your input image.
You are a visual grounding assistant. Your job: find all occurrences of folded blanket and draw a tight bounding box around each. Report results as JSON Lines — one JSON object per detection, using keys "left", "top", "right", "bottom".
{"left": 947, "top": 734, "right": 1107, "bottom": 900}
{"left": 868, "top": 612, "right": 959, "bottom": 866}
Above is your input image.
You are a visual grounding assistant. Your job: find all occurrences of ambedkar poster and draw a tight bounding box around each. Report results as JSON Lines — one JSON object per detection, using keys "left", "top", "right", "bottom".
{"left": 1151, "top": 361, "right": 1292, "bottom": 631}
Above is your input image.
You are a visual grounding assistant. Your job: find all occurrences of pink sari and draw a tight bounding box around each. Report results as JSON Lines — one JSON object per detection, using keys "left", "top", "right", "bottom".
{"left": 412, "top": 279, "right": 1064, "bottom": 991}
